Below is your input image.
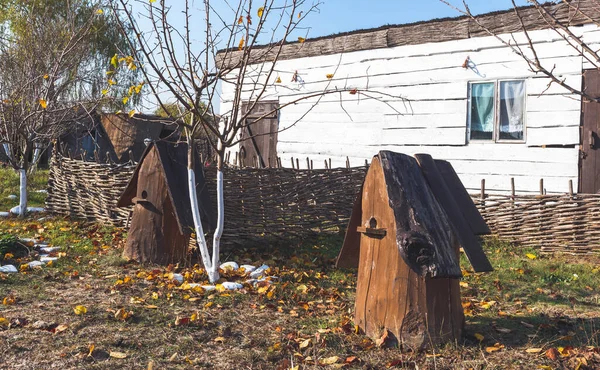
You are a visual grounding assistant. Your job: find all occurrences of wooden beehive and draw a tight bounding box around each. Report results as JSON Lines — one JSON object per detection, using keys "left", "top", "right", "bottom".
{"left": 117, "top": 141, "right": 215, "bottom": 264}
{"left": 336, "top": 151, "right": 492, "bottom": 349}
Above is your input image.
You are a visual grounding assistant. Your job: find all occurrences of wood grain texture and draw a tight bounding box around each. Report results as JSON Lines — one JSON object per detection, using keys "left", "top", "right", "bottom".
{"left": 355, "top": 156, "right": 463, "bottom": 349}
{"left": 378, "top": 151, "right": 462, "bottom": 278}
{"left": 414, "top": 154, "right": 492, "bottom": 272}
{"left": 434, "top": 159, "right": 490, "bottom": 235}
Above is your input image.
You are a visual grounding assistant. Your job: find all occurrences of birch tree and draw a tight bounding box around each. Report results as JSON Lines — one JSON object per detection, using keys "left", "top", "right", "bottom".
{"left": 111, "top": 0, "right": 403, "bottom": 283}
{"left": 0, "top": 0, "right": 138, "bottom": 216}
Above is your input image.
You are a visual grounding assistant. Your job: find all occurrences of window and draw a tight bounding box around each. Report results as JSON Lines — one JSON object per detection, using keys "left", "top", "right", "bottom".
{"left": 468, "top": 80, "right": 526, "bottom": 142}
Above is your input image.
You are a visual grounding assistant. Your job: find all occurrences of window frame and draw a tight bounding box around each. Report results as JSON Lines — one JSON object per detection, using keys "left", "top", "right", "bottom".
{"left": 467, "top": 79, "right": 527, "bottom": 144}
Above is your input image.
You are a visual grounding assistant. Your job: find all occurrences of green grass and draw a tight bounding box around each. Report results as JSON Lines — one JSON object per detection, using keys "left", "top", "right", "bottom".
{"left": 2, "top": 218, "right": 600, "bottom": 369}
{"left": 0, "top": 167, "right": 49, "bottom": 210}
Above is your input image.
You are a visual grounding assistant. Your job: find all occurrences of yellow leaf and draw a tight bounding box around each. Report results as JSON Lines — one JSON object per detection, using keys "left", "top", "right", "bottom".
{"left": 96, "top": 9, "right": 103, "bottom": 14}
{"left": 238, "top": 16, "right": 243, "bottom": 25}
{"left": 101, "top": 89, "right": 108, "bottom": 95}
{"left": 4, "top": 253, "right": 14, "bottom": 259}
{"left": 114, "top": 308, "right": 132, "bottom": 321}
{"left": 296, "top": 284, "right": 308, "bottom": 293}
{"left": 39, "top": 99, "right": 47, "bottom": 109}
{"left": 459, "top": 281, "right": 469, "bottom": 288}
{"left": 122, "top": 96, "right": 129, "bottom": 104}
{"left": 526, "top": 348, "right": 544, "bottom": 353}
{"left": 298, "top": 37, "right": 305, "bottom": 43}
{"left": 320, "top": 356, "right": 340, "bottom": 365}
{"left": 485, "top": 343, "right": 505, "bottom": 353}
{"left": 474, "top": 333, "right": 484, "bottom": 342}
{"left": 88, "top": 344, "right": 95, "bottom": 357}
{"left": 214, "top": 336, "right": 226, "bottom": 343}
{"left": 134, "top": 84, "right": 144, "bottom": 94}
{"left": 0, "top": 317, "right": 8, "bottom": 326}
{"left": 73, "top": 305, "right": 88, "bottom": 315}
{"left": 299, "top": 338, "right": 311, "bottom": 349}
{"left": 151, "top": 292, "right": 159, "bottom": 300}
{"left": 298, "top": 11, "right": 303, "bottom": 18}
{"left": 110, "top": 54, "right": 118, "bottom": 69}
{"left": 110, "top": 351, "right": 127, "bottom": 359}
{"left": 149, "top": 0, "right": 156, "bottom": 3}
{"left": 43, "top": 74, "right": 49, "bottom": 79}
{"left": 108, "top": 79, "right": 116, "bottom": 86}
{"left": 145, "top": 305, "right": 158, "bottom": 309}
{"left": 537, "top": 366, "right": 552, "bottom": 370}
{"left": 238, "top": 37, "right": 245, "bottom": 51}
{"left": 326, "top": 73, "right": 334, "bottom": 79}
{"left": 257, "top": 7, "right": 264, "bottom": 18}
{"left": 275, "top": 76, "right": 282, "bottom": 83}
{"left": 3, "top": 296, "right": 15, "bottom": 305}
{"left": 128, "top": 109, "right": 136, "bottom": 118}
{"left": 526, "top": 253, "right": 537, "bottom": 260}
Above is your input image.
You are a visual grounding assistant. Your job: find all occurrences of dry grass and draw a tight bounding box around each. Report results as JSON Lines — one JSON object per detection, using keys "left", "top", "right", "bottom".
{"left": 1, "top": 217, "right": 600, "bottom": 369}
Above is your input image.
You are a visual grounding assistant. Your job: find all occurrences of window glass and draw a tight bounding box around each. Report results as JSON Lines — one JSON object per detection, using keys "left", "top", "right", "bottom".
{"left": 499, "top": 80, "right": 525, "bottom": 140}
{"left": 470, "top": 83, "right": 494, "bottom": 140}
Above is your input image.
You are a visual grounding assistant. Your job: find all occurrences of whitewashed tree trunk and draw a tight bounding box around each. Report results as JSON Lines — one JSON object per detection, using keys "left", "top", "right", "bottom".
{"left": 18, "top": 169, "right": 27, "bottom": 217}
{"left": 210, "top": 168, "right": 224, "bottom": 281}
{"left": 188, "top": 166, "right": 219, "bottom": 282}
{"left": 3, "top": 143, "right": 12, "bottom": 161}
{"left": 28, "top": 146, "right": 42, "bottom": 175}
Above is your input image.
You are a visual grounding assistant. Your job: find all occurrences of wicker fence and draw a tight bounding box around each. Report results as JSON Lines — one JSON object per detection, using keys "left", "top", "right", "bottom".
{"left": 46, "top": 154, "right": 600, "bottom": 253}
{"left": 471, "top": 193, "right": 600, "bottom": 254}
{"left": 46, "top": 154, "right": 367, "bottom": 245}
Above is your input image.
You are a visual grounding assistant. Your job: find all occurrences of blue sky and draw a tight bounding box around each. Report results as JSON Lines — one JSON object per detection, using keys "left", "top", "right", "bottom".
{"left": 290, "top": 0, "right": 531, "bottom": 39}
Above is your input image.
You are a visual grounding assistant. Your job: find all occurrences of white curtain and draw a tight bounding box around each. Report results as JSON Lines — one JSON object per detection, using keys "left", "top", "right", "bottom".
{"left": 499, "top": 80, "right": 525, "bottom": 140}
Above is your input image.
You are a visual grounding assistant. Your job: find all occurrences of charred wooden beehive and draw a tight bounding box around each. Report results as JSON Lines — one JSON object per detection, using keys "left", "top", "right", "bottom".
{"left": 117, "top": 141, "right": 215, "bottom": 264}
{"left": 337, "top": 151, "right": 492, "bottom": 349}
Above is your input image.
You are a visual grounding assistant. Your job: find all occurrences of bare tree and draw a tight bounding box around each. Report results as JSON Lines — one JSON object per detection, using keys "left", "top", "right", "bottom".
{"left": 0, "top": 0, "right": 138, "bottom": 217}
{"left": 110, "top": 0, "right": 403, "bottom": 282}
{"left": 441, "top": 0, "right": 600, "bottom": 101}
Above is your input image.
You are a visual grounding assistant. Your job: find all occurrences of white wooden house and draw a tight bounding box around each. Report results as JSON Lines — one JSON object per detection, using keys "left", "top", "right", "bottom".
{"left": 218, "top": 1, "right": 600, "bottom": 194}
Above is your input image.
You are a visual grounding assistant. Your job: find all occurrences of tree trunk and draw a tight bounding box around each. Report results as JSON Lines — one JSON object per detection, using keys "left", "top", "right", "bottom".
{"left": 18, "top": 169, "right": 27, "bottom": 218}
{"left": 187, "top": 136, "right": 220, "bottom": 283}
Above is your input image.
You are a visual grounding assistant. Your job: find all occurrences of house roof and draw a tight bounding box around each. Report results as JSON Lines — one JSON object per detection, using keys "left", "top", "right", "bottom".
{"left": 216, "top": 0, "right": 598, "bottom": 67}
{"left": 117, "top": 141, "right": 216, "bottom": 234}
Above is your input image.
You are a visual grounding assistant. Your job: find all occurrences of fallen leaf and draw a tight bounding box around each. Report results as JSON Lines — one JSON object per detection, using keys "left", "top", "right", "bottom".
{"left": 214, "top": 336, "right": 226, "bottom": 343}
{"left": 73, "top": 305, "right": 87, "bottom": 315}
{"left": 3, "top": 296, "right": 16, "bottom": 305}
{"left": 52, "top": 324, "right": 68, "bottom": 334}
{"left": 39, "top": 99, "right": 47, "bottom": 109}
{"left": 320, "top": 356, "right": 339, "bottom": 365}
{"left": 526, "top": 253, "right": 537, "bottom": 260}
{"left": 299, "top": 338, "right": 311, "bottom": 349}
{"left": 474, "top": 333, "right": 484, "bottom": 342}
{"left": 345, "top": 356, "right": 359, "bottom": 364}
{"left": 495, "top": 327, "right": 512, "bottom": 334}
{"left": 526, "top": 347, "right": 544, "bottom": 353}
{"left": 110, "top": 351, "right": 127, "bottom": 359}
{"left": 546, "top": 347, "right": 559, "bottom": 361}
{"left": 485, "top": 343, "right": 504, "bottom": 353}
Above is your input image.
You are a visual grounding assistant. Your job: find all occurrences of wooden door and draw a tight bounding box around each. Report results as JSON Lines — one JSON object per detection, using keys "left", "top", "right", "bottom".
{"left": 580, "top": 69, "right": 600, "bottom": 193}
{"left": 240, "top": 101, "right": 278, "bottom": 167}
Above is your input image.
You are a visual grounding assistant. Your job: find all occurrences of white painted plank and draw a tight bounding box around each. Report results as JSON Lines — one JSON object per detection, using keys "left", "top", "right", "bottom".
{"left": 526, "top": 126, "right": 580, "bottom": 146}
{"left": 527, "top": 110, "right": 580, "bottom": 128}
{"left": 527, "top": 94, "right": 581, "bottom": 112}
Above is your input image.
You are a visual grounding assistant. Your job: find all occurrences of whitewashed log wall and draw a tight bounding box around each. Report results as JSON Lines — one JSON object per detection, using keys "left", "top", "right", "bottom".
{"left": 220, "top": 24, "right": 600, "bottom": 194}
